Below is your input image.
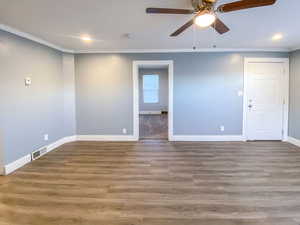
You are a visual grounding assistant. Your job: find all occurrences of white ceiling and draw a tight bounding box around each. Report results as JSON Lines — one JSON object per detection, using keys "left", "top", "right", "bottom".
{"left": 0, "top": 0, "right": 299, "bottom": 52}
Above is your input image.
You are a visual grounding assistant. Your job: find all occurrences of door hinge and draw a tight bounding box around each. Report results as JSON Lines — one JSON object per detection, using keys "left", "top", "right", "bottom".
{"left": 282, "top": 129, "right": 284, "bottom": 136}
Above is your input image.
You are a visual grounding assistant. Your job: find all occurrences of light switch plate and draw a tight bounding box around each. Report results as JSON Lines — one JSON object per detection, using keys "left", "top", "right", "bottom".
{"left": 238, "top": 90, "right": 243, "bottom": 97}
{"left": 25, "top": 77, "right": 32, "bottom": 86}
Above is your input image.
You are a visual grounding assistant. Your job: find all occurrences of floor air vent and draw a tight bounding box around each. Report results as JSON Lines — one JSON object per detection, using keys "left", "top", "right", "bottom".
{"left": 31, "top": 147, "right": 48, "bottom": 160}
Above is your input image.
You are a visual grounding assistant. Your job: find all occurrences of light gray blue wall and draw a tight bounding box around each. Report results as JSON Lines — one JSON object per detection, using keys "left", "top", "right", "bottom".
{"left": 75, "top": 55, "right": 133, "bottom": 135}
{"left": 289, "top": 50, "right": 300, "bottom": 139}
{"left": 75, "top": 52, "right": 288, "bottom": 136}
{"left": 0, "top": 30, "right": 68, "bottom": 165}
{"left": 139, "top": 68, "right": 169, "bottom": 112}
{"left": 63, "top": 54, "right": 76, "bottom": 136}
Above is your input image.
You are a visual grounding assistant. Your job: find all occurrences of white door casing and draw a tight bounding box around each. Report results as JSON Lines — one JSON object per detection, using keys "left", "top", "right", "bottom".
{"left": 133, "top": 61, "right": 174, "bottom": 141}
{"left": 243, "top": 58, "right": 289, "bottom": 141}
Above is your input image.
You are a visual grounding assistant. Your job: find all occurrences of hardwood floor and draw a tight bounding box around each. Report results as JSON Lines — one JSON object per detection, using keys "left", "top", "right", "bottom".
{"left": 139, "top": 114, "right": 168, "bottom": 140}
{"left": 1, "top": 141, "right": 300, "bottom": 225}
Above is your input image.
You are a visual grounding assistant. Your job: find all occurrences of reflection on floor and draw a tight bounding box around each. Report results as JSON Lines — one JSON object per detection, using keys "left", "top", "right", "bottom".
{"left": 139, "top": 114, "right": 168, "bottom": 140}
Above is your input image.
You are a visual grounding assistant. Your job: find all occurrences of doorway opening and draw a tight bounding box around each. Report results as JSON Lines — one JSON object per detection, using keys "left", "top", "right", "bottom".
{"left": 133, "top": 61, "right": 173, "bottom": 141}
{"left": 139, "top": 70, "right": 168, "bottom": 140}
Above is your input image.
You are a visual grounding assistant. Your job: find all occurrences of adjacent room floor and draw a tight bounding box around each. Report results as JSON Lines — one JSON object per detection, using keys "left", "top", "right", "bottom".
{"left": 1, "top": 141, "right": 300, "bottom": 225}
{"left": 139, "top": 114, "right": 168, "bottom": 140}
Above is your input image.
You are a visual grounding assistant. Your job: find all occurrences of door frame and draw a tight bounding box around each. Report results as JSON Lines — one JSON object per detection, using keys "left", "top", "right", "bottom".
{"left": 243, "top": 57, "right": 289, "bottom": 141}
{"left": 133, "top": 60, "right": 174, "bottom": 141}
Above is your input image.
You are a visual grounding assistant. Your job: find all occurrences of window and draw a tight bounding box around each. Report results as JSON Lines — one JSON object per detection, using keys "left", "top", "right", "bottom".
{"left": 143, "top": 75, "right": 159, "bottom": 103}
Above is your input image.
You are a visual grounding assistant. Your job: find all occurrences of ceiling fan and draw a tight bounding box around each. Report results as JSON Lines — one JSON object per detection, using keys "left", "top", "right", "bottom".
{"left": 146, "top": 0, "right": 276, "bottom": 36}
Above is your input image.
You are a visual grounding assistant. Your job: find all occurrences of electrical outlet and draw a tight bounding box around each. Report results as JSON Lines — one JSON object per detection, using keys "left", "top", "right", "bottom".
{"left": 220, "top": 126, "right": 225, "bottom": 132}
{"left": 122, "top": 128, "right": 127, "bottom": 134}
{"left": 44, "top": 134, "right": 49, "bottom": 141}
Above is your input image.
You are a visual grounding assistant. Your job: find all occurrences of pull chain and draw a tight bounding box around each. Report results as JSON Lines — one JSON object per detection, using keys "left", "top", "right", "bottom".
{"left": 213, "top": 19, "right": 217, "bottom": 49}
{"left": 193, "top": 23, "right": 197, "bottom": 50}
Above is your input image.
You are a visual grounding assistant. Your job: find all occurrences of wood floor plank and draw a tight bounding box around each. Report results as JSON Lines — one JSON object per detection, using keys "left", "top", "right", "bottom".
{"left": 1, "top": 141, "right": 300, "bottom": 224}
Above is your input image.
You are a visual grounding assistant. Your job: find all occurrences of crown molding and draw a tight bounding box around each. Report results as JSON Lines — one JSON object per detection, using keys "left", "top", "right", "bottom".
{"left": 0, "top": 24, "right": 74, "bottom": 53}
{"left": 0, "top": 24, "right": 292, "bottom": 54}
{"left": 290, "top": 47, "right": 300, "bottom": 52}
{"left": 74, "top": 48, "right": 290, "bottom": 54}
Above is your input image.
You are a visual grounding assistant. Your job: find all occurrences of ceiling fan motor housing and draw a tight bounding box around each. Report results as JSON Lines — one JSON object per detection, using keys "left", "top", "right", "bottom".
{"left": 191, "top": 0, "right": 216, "bottom": 11}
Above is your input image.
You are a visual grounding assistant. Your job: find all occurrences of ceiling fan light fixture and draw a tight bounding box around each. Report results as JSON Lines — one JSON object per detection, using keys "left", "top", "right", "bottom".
{"left": 194, "top": 12, "right": 216, "bottom": 28}
{"left": 81, "top": 35, "right": 92, "bottom": 42}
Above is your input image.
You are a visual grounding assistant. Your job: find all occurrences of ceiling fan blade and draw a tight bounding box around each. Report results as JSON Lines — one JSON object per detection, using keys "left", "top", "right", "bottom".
{"left": 212, "top": 18, "right": 230, "bottom": 34}
{"left": 146, "top": 8, "right": 194, "bottom": 14}
{"left": 217, "top": 0, "right": 276, "bottom": 13}
{"left": 170, "top": 19, "right": 194, "bottom": 36}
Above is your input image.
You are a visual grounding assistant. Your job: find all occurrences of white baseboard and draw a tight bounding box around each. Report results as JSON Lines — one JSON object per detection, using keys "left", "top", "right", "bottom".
{"left": 287, "top": 136, "right": 300, "bottom": 147}
{"left": 2, "top": 135, "right": 76, "bottom": 175}
{"left": 47, "top": 135, "right": 77, "bottom": 153}
{"left": 4, "top": 154, "right": 32, "bottom": 175}
{"left": 139, "top": 111, "right": 162, "bottom": 115}
{"left": 76, "top": 135, "right": 138, "bottom": 141}
{"left": 170, "top": 135, "right": 246, "bottom": 142}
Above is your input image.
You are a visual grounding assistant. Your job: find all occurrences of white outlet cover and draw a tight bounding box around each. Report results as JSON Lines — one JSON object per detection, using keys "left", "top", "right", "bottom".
{"left": 122, "top": 128, "right": 127, "bottom": 134}
{"left": 220, "top": 126, "right": 225, "bottom": 132}
{"left": 238, "top": 91, "right": 243, "bottom": 96}
{"left": 44, "top": 134, "right": 49, "bottom": 141}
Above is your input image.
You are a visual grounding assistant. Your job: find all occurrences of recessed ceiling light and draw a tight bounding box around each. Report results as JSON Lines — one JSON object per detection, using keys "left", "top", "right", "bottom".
{"left": 81, "top": 35, "right": 92, "bottom": 42}
{"left": 122, "top": 33, "right": 132, "bottom": 39}
{"left": 272, "top": 33, "right": 283, "bottom": 41}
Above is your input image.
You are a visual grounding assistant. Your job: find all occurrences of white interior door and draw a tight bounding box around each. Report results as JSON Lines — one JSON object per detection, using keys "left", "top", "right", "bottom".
{"left": 245, "top": 61, "right": 286, "bottom": 141}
